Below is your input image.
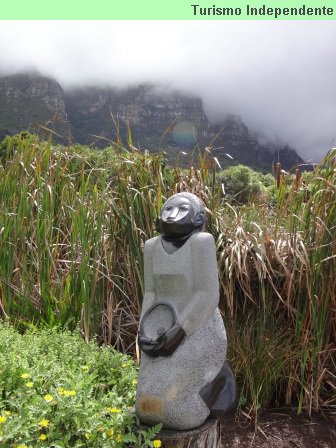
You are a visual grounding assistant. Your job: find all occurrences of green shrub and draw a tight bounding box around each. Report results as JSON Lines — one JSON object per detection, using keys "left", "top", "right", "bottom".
{"left": 0, "top": 132, "right": 37, "bottom": 164}
{"left": 217, "top": 164, "right": 273, "bottom": 203}
{"left": 0, "top": 325, "right": 161, "bottom": 447}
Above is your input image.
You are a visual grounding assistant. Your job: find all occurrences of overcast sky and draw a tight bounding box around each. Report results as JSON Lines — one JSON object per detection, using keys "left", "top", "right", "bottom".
{"left": 0, "top": 21, "right": 335, "bottom": 162}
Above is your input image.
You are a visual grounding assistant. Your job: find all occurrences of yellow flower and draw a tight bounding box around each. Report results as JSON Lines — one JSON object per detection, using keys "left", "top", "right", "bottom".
{"left": 106, "top": 407, "right": 122, "bottom": 414}
{"left": 63, "top": 389, "right": 76, "bottom": 396}
{"left": 20, "top": 373, "right": 31, "bottom": 379}
{"left": 44, "top": 394, "right": 53, "bottom": 402}
{"left": 81, "top": 365, "right": 89, "bottom": 371}
{"left": 38, "top": 434, "right": 47, "bottom": 441}
{"left": 25, "top": 382, "right": 34, "bottom": 388}
{"left": 84, "top": 433, "right": 90, "bottom": 440}
{"left": 107, "top": 429, "right": 114, "bottom": 438}
{"left": 17, "top": 445, "right": 28, "bottom": 448}
{"left": 121, "top": 361, "right": 131, "bottom": 368}
{"left": 0, "top": 416, "right": 7, "bottom": 423}
{"left": 58, "top": 387, "right": 64, "bottom": 395}
{"left": 39, "top": 419, "right": 49, "bottom": 428}
{"left": 116, "top": 433, "right": 122, "bottom": 442}
{"left": 153, "top": 440, "right": 162, "bottom": 448}
{"left": 132, "top": 379, "right": 138, "bottom": 385}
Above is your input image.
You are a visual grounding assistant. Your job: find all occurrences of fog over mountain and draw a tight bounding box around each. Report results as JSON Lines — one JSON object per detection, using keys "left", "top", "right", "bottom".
{"left": 0, "top": 21, "right": 335, "bottom": 162}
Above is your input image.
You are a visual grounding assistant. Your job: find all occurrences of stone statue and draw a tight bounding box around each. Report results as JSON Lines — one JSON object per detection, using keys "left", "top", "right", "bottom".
{"left": 135, "top": 192, "right": 236, "bottom": 431}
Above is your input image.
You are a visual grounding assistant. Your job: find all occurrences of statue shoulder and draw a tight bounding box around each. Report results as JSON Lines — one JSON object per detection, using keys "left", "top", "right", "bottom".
{"left": 144, "top": 236, "right": 161, "bottom": 254}
{"left": 191, "top": 232, "right": 216, "bottom": 247}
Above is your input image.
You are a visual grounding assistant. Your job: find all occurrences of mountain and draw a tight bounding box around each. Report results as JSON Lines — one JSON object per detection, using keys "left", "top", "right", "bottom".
{"left": 0, "top": 72, "right": 70, "bottom": 140}
{"left": 0, "top": 73, "right": 302, "bottom": 171}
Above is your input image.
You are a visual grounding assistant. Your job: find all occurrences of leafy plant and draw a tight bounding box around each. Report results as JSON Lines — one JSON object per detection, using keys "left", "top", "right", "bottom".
{"left": 0, "top": 324, "right": 161, "bottom": 447}
{"left": 217, "top": 164, "right": 271, "bottom": 203}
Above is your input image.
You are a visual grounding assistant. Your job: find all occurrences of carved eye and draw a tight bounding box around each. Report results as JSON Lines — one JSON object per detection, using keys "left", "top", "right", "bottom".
{"left": 165, "top": 206, "right": 172, "bottom": 211}
{"left": 180, "top": 205, "right": 189, "bottom": 210}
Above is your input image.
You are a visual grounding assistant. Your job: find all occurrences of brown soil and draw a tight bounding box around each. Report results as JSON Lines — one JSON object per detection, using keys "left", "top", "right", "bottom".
{"left": 221, "top": 411, "right": 336, "bottom": 448}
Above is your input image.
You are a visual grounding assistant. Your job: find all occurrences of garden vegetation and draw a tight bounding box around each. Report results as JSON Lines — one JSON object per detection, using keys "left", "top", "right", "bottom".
{"left": 0, "top": 133, "right": 335, "bottom": 438}
{"left": 0, "top": 325, "right": 161, "bottom": 447}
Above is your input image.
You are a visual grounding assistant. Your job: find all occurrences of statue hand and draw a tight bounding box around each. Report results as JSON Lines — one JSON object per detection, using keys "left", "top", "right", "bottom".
{"left": 138, "top": 334, "right": 160, "bottom": 353}
{"left": 138, "top": 324, "right": 186, "bottom": 357}
{"left": 159, "top": 324, "right": 186, "bottom": 356}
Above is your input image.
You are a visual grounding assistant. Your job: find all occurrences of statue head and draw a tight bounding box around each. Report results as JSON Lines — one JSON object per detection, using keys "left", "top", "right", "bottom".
{"left": 156, "top": 192, "right": 206, "bottom": 238}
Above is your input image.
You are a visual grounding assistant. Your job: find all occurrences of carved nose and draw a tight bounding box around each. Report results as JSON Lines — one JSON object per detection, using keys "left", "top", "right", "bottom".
{"left": 167, "top": 207, "right": 179, "bottom": 219}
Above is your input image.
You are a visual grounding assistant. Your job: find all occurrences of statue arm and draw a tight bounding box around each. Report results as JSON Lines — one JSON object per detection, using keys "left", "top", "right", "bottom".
{"left": 139, "top": 238, "right": 156, "bottom": 322}
{"left": 139, "top": 237, "right": 184, "bottom": 357}
{"left": 179, "top": 233, "right": 219, "bottom": 336}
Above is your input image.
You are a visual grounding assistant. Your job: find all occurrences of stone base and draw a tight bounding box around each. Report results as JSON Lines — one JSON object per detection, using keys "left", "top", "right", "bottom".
{"left": 149, "top": 418, "right": 221, "bottom": 448}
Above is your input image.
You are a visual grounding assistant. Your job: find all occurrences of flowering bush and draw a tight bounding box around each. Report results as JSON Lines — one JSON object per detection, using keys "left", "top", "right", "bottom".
{"left": 0, "top": 325, "right": 161, "bottom": 447}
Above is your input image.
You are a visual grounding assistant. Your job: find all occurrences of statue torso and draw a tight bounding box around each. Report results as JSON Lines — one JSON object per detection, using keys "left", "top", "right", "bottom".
{"left": 150, "top": 235, "right": 196, "bottom": 313}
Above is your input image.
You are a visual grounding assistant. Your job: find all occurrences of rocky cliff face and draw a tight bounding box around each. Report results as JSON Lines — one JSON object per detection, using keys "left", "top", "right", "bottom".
{"left": 65, "top": 84, "right": 210, "bottom": 146}
{"left": 0, "top": 73, "right": 65, "bottom": 113}
{"left": 0, "top": 73, "right": 302, "bottom": 171}
{"left": 0, "top": 73, "right": 69, "bottom": 141}
{"left": 65, "top": 84, "right": 301, "bottom": 170}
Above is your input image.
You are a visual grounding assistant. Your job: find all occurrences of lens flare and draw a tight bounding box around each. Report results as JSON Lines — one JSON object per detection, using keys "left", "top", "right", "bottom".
{"left": 172, "top": 121, "right": 197, "bottom": 146}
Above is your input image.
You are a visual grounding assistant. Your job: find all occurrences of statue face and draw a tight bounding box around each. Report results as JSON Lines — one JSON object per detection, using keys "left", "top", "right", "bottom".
{"left": 159, "top": 196, "right": 203, "bottom": 237}
{"left": 161, "top": 197, "right": 193, "bottom": 224}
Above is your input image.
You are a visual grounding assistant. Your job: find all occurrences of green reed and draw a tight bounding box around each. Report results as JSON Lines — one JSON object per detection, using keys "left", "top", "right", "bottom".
{"left": 0, "top": 134, "right": 334, "bottom": 418}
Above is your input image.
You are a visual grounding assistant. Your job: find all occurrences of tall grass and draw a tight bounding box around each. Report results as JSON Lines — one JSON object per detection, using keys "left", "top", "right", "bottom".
{"left": 0, "top": 134, "right": 335, "bottom": 417}
{"left": 205, "top": 151, "right": 336, "bottom": 418}
{"left": 0, "top": 135, "right": 170, "bottom": 352}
